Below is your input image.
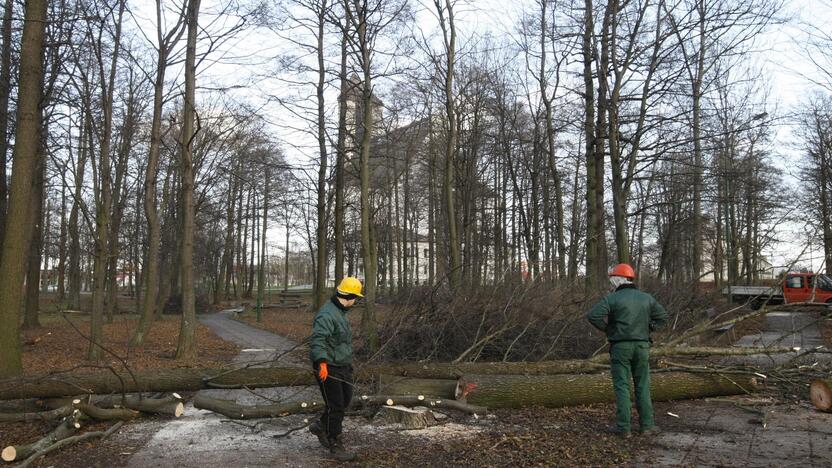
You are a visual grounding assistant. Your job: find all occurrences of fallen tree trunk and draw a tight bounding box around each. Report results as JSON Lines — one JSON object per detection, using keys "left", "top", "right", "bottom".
{"left": 0, "top": 349, "right": 789, "bottom": 400}
{"left": 194, "top": 393, "right": 486, "bottom": 420}
{"left": 0, "top": 405, "right": 72, "bottom": 423}
{"left": 72, "top": 402, "right": 139, "bottom": 421}
{"left": 39, "top": 394, "right": 184, "bottom": 417}
{"left": 810, "top": 378, "right": 832, "bottom": 412}
{"left": 377, "top": 375, "right": 459, "bottom": 399}
{"left": 2, "top": 410, "right": 83, "bottom": 462}
{"left": 458, "top": 371, "right": 758, "bottom": 409}
{"left": 193, "top": 394, "right": 322, "bottom": 419}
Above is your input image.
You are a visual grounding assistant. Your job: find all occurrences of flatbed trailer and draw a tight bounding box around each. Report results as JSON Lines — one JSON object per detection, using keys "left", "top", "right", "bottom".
{"left": 722, "top": 272, "right": 832, "bottom": 309}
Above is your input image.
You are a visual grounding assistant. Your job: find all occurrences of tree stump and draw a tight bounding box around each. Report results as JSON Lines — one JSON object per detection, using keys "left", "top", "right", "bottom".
{"left": 810, "top": 378, "right": 832, "bottom": 412}
{"left": 374, "top": 405, "right": 436, "bottom": 429}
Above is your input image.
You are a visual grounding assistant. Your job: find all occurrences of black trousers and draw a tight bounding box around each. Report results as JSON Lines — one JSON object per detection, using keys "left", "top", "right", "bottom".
{"left": 315, "top": 364, "right": 353, "bottom": 440}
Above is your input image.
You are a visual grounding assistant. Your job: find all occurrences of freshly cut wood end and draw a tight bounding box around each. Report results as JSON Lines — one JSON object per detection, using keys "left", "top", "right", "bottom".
{"left": 810, "top": 380, "right": 832, "bottom": 411}
{"left": 301, "top": 402, "right": 308, "bottom": 408}
{"left": 174, "top": 402, "right": 185, "bottom": 418}
{"left": 2, "top": 446, "right": 16, "bottom": 462}
{"left": 72, "top": 399, "right": 82, "bottom": 405}
{"left": 172, "top": 393, "right": 182, "bottom": 400}
{"left": 417, "top": 395, "right": 424, "bottom": 401}
{"left": 386, "top": 399, "right": 394, "bottom": 406}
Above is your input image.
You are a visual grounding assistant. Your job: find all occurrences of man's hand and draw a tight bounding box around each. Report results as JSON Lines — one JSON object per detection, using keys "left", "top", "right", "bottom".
{"left": 318, "top": 362, "right": 328, "bottom": 381}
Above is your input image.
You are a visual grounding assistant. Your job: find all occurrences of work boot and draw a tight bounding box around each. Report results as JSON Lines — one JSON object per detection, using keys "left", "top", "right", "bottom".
{"left": 606, "top": 425, "right": 632, "bottom": 439}
{"left": 308, "top": 420, "right": 330, "bottom": 448}
{"left": 329, "top": 436, "right": 356, "bottom": 462}
{"left": 640, "top": 425, "right": 661, "bottom": 435}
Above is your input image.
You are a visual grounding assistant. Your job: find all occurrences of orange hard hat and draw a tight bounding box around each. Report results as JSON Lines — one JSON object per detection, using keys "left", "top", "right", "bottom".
{"left": 609, "top": 263, "right": 635, "bottom": 279}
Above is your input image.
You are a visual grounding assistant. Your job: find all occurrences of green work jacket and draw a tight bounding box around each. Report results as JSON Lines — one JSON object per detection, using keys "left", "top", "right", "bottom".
{"left": 309, "top": 297, "right": 353, "bottom": 367}
{"left": 586, "top": 285, "right": 669, "bottom": 343}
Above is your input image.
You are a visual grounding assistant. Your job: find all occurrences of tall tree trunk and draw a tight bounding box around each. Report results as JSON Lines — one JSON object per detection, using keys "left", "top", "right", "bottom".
{"left": 0, "top": 0, "right": 47, "bottom": 378}
{"left": 130, "top": 26, "right": 168, "bottom": 346}
{"left": 175, "top": 0, "right": 200, "bottom": 360}
{"left": 23, "top": 137, "right": 45, "bottom": 330}
{"left": 68, "top": 113, "right": 88, "bottom": 311}
{"left": 691, "top": 0, "right": 706, "bottom": 285}
{"left": 437, "top": 0, "right": 460, "bottom": 291}
{"left": 313, "top": 0, "right": 329, "bottom": 310}
{"left": 256, "top": 168, "right": 269, "bottom": 322}
{"left": 581, "top": 0, "right": 600, "bottom": 288}
{"left": 57, "top": 183, "right": 67, "bottom": 301}
{"left": 334, "top": 31, "right": 347, "bottom": 286}
{"left": 351, "top": 0, "right": 379, "bottom": 352}
{"left": 89, "top": 0, "right": 126, "bottom": 361}
{"left": 0, "top": 0, "right": 13, "bottom": 247}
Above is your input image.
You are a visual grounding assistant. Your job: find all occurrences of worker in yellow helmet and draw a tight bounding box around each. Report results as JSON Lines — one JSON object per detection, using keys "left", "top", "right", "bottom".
{"left": 308, "top": 277, "right": 362, "bottom": 462}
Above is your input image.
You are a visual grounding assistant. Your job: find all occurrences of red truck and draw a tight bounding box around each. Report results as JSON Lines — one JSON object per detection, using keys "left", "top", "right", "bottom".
{"left": 722, "top": 272, "right": 832, "bottom": 309}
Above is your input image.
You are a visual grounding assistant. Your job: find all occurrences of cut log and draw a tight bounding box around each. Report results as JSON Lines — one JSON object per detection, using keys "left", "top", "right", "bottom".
{"left": 377, "top": 375, "right": 459, "bottom": 399}
{"left": 72, "top": 401, "right": 139, "bottom": 421}
{"left": 194, "top": 393, "right": 486, "bottom": 420}
{"left": 0, "top": 405, "right": 72, "bottom": 423}
{"left": 374, "top": 405, "right": 436, "bottom": 429}
{"left": 2, "top": 409, "right": 83, "bottom": 462}
{"left": 96, "top": 394, "right": 184, "bottom": 417}
{"left": 810, "top": 378, "right": 832, "bottom": 412}
{"left": 458, "top": 371, "right": 758, "bottom": 409}
{"left": 193, "top": 394, "right": 322, "bottom": 419}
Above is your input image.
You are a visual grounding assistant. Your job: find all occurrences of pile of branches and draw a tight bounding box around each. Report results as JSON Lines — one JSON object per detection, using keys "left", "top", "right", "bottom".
{"left": 374, "top": 280, "right": 729, "bottom": 363}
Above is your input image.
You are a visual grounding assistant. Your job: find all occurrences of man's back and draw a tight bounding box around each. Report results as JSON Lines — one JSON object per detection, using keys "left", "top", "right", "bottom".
{"left": 586, "top": 285, "right": 668, "bottom": 342}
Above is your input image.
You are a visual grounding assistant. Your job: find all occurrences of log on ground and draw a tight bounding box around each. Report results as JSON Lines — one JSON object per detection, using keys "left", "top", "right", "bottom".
{"left": 459, "top": 371, "right": 758, "bottom": 409}
{"left": 0, "top": 368, "right": 316, "bottom": 400}
{"left": 377, "top": 375, "right": 459, "bottom": 399}
{"left": 2, "top": 410, "right": 83, "bottom": 462}
{"left": 0, "top": 351, "right": 777, "bottom": 401}
{"left": 0, "top": 405, "right": 72, "bottom": 423}
{"left": 193, "top": 394, "right": 323, "bottom": 419}
{"left": 194, "top": 394, "right": 486, "bottom": 420}
{"left": 810, "top": 378, "right": 832, "bottom": 412}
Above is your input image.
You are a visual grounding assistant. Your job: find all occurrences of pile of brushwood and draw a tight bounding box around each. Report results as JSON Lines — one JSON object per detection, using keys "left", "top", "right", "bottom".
{"left": 1, "top": 286, "right": 830, "bottom": 465}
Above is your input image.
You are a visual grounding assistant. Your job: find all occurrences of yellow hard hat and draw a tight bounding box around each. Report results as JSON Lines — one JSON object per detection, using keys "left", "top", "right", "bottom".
{"left": 336, "top": 277, "right": 364, "bottom": 297}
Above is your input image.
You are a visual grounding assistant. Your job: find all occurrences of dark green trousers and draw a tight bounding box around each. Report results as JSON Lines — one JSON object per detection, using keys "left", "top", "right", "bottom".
{"left": 609, "top": 341, "right": 655, "bottom": 433}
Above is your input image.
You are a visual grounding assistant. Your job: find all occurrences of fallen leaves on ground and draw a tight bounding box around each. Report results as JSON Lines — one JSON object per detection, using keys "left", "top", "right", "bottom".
{"left": 20, "top": 314, "right": 239, "bottom": 376}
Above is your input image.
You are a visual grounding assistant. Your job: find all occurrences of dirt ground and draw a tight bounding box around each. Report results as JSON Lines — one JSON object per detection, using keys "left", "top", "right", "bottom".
{"left": 3, "top": 306, "right": 831, "bottom": 467}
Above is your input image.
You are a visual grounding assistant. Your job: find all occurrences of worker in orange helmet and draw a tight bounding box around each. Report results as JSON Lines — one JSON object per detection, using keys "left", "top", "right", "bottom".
{"left": 586, "top": 263, "right": 668, "bottom": 438}
{"left": 308, "top": 277, "right": 362, "bottom": 461}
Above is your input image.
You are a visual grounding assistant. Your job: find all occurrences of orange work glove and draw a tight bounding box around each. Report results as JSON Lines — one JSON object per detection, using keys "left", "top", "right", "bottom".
{"left": 318, "top": 362, "right": 328, "bottom": 381}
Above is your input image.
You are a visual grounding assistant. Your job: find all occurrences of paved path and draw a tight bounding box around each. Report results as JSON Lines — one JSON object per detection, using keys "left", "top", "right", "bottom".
{"left": 643, "top": 400, "right": 832, "bottom": 467}
{"left": 198, "top": 310, "right": 304, "bottom": 367}
{"left": 644, "top": 310, "right": 832, "bottom": 466}
{"left": 729, "top": 310, "right": 829, "bottom": 367}
{"left": 126, "top": 310, "right": 327, "bottom": 467}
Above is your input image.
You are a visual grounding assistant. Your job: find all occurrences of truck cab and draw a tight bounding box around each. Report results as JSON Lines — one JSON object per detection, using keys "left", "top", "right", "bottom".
{"left": 782, "top": 273, "right": 832, "bottom": 304}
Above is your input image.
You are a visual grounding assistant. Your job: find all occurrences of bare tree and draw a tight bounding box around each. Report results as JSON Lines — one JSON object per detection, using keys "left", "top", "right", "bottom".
{"left": 0, "top": 0, "right": 48, "bottom": 378}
